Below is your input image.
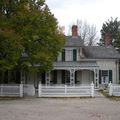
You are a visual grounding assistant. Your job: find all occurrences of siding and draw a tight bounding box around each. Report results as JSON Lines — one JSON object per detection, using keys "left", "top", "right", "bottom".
{"left": 97, "top": 59, "right": 118, "bottom": 84}
{"left": 57, "top": 47, "right": 84, "bottom": 61}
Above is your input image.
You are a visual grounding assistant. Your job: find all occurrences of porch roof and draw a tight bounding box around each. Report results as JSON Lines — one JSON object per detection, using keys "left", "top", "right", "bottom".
{"left": 53, "top": 61, "right": 99, "bottom": 69}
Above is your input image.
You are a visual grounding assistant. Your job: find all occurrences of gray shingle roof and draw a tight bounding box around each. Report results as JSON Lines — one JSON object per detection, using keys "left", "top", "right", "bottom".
{"left": 83, "top": 46, "right": 120, "bottom": 59}
{"left": 65, "top": 36, "right": 84, "bottom": 47}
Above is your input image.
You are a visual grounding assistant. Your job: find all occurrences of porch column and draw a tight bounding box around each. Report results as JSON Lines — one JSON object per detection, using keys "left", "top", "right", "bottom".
{"left": 45, "top": 71, "right": 51, "bottom": 86}
{"left": 94, "top": 69, "right": 99, "bottom": 88}
{"left": 70, "top": 69, "right": 75, "bottom": 86}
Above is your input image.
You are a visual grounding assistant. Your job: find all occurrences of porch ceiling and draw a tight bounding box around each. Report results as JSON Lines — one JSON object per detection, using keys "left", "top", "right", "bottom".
{"left": 53, "top": 61, "right": 99, "bottom": 69}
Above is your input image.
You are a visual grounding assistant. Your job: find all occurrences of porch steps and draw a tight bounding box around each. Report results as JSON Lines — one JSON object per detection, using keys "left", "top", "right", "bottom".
{"left": 95, "top": 90, "right": 104, "bottom": 98}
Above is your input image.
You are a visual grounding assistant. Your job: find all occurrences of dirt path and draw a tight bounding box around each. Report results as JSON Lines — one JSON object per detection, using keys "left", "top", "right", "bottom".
{"left": 0, "top": 95, "right": 120, "bottom": 120}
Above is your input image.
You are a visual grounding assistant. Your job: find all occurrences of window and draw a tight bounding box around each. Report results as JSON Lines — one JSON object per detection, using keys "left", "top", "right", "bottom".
{"left": 99, "top": 70, "right": 112, "bottom": 84}
{"left": 99, "top": 70, "right": 101, "bottom": 84}
{"left": 73, "top": 49, "right": 77, "bottom": 61}
{"left": 62, "top": 49, "right": 65, "bottom": 61}
{"left": 102, "top": 70, "right": 108, "bottom": 76}
{"left": 62, "top": 70, "right": 65, "bottom": 84}
{"left": 109, "top": 70, "right": 112, "bottom": 83}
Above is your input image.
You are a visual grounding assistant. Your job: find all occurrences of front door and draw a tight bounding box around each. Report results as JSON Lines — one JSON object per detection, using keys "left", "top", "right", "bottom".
{"left": 82, "top": 71, "right": 90, "bottom": 84}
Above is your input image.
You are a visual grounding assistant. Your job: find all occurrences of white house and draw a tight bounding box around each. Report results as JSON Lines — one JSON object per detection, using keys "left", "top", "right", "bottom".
{"left": 1, "top": 25, "right": 120, "bottom": 97}
{"left": 23, "top": 25, "right": 120, "bottom": 90}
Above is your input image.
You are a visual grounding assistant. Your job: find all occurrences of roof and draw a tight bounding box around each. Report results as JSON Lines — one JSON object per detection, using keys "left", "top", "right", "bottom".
{"left": 65, "top": 36, "right": 84, "bottom": 47}
{"left": 53, "top": 61, "right": 99, "bottom": 68}
{"left": 64, "top": 35, "right": 120, "bottom": 59}
{"left": 83, "top": 46, "right": 120, "bottom": 59}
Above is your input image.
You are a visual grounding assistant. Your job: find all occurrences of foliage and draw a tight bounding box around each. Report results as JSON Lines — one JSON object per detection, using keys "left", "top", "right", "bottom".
{"left": 0, "top": 0, "right": 23, "bottom": 71}
{"left": 0, "top": 0, "right": 65, "bottom": 72}
{"left": 99, "top": 17, "right": 120, "bottom": 48}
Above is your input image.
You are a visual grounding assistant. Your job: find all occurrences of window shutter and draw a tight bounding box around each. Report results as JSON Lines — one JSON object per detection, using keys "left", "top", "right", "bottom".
{"left": 73, "top": 49, "right": 77, "bottom": 61}
{"left": 62, "top": 70, "right": 65, "bottom": 84}
{"left": 62, "top": 49, "right": 65, "bottom": 61}
{"left": 54, "top": 71, "right": 57, "bottom": 84}
{"left": 109, "top": 70, "right": 112, "bottom": 83}
{"left": 99, "top": 70, "right": 101, "bottom": 84}
{"left": 75, "top": 72, "right": 77, "bottom": 84}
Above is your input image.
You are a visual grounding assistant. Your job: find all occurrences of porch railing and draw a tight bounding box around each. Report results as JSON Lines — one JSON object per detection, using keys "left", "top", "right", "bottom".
{"left": 0, "top": 84, "right": 23, "bottom": 97}
{"left": 38, "top": 82, "right": 94, "bottom": 97}
{"left": 108, "top": 82, "right": 120, "bottom": 96}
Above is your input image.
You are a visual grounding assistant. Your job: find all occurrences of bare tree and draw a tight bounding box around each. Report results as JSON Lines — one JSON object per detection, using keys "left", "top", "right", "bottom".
{"left": 68, "top": 20, "right": 99, "bottom": 46}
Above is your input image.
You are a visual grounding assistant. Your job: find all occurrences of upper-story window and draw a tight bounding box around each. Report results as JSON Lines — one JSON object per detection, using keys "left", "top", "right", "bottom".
{"left": 62, "top": 49, "right": 65, "bottom": 61}
{"left": 73, "top": 49, "right": 77, "bottom": 61}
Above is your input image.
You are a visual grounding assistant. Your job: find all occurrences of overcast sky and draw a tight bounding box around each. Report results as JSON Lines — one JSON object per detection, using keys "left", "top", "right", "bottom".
{"left": 46, "top": 0, "right": 120, "bottom": 36}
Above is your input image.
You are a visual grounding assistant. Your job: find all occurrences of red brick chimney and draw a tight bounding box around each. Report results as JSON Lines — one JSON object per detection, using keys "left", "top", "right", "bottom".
{"left": 104, "top": 33, "right": 112, "bottom": 47}
{"left": 72, "top": 25, "right": 78, "bottom": 37}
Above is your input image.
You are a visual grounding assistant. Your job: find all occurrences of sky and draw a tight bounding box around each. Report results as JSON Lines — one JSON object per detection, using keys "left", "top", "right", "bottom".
{"left": 46, "top": 0, "right": 120, "bottom": 36}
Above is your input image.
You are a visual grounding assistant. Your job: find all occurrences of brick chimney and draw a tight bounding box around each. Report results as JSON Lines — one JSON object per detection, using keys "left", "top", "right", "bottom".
{"left": 72, "top": 25, "right": 78, "bottom": 37}
{"left": 104, "top": 33, "right": 112, "bottom": 47}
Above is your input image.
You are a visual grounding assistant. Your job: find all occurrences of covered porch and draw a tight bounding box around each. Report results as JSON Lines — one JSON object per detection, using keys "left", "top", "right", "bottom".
{"left": 44, "top": 69, "right": 98, "bottom": 88}
{"left": 22, "top": 61, "right": 99, "bottom": 88}
{"left": 19, "top": 61, "right": 99, "bottom": 97}
{"left": 44, "top": 61, "right": 99, "bottom": 88}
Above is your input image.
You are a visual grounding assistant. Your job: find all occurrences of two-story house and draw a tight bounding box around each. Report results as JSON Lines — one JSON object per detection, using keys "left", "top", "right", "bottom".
{"left": 1, "top": 25, "right": 120, "bottom": 97}
{"left": 24, "top": 25, "right": 120, "bottom": 90}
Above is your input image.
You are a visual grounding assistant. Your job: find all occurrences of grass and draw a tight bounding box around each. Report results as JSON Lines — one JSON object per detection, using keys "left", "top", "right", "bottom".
{"left": 100, "top": 89, "right": 120, "bottom": 101}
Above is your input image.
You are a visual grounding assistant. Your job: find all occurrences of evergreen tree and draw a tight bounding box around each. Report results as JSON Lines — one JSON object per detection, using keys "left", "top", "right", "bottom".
{"left": 99, "top": 17, "right": 120, "bottom": 48}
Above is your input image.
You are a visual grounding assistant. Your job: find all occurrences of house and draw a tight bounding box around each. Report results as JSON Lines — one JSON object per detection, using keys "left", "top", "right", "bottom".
{"left": 22, "top": 25, "right": 120, "bottom": 89}
{"left": 1, "top": 25, "right": 120, "bottom": 97}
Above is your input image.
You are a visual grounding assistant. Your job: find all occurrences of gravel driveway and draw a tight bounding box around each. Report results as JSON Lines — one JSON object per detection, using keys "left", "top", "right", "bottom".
{"left": 0, "top": 95, "right": 120, "bottom": 120}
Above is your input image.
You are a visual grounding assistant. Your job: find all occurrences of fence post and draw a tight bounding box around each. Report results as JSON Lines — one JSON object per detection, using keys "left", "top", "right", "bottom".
{"left": 108, "top": 81, "right": 113, "bottom": 96}
{"left": 38, "top": 82, "right": 42, "bottom": 97}
{"left": 91, "top": 82, "right": 94, "bottom": 97}
{"left": 20, "top": 83, "right": 23, "bottom": 97}
{"left": 65, "top": 85, "right": 67, "bottom": 95}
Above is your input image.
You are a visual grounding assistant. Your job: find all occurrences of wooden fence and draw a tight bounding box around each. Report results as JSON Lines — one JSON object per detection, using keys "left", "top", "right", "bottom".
{"left": 0, "top": 84, "right": 23, "bottom": 97}
{"left": 108, "top": 82, "right": 120, "bottom": 96}
{"left": 38, "top": 83, "right": 94, "bottom": 97}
